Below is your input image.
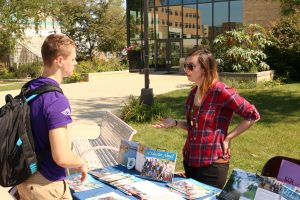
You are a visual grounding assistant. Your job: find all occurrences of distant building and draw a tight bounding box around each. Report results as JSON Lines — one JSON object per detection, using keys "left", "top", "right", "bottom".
{"left": 126, "top": 0, "right": 281, "bottom": 72}
{"left": 9, "top": 18, "right": 61, "bottom": 69}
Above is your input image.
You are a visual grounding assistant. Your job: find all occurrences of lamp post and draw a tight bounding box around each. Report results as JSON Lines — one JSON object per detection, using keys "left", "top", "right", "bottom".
{"left": 140, "top": 0, "right": 154, "bottom": 105}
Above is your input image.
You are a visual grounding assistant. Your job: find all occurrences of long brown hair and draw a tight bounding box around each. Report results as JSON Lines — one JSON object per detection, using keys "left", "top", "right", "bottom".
{"left": 186, "top": 48, "right": 218, "bottom": 97}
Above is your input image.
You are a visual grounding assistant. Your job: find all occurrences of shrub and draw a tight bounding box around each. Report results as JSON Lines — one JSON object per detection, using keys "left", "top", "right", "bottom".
{"left": 265, "top": 12, "right": 300, "bottom": 81}
{"left": 222, "top": 78, "right": 282, "bottom": 89}
{"left": 213, "top": 24, "right": 273, "bottom": 73}
{"left": 94, "top": 58, "right": 128, "bottom": 72}
{"left": 15, "top": 62, "right": 42, "bottom": 78}
{"left": 0, "top": 66, "right": 15, "bottom": 79}
{"left": 76, "top": 58, "right": 128, "bottom": 73}
{"left": 121, "top": 95, "right": 171, "bottom": 123}
{"left": 63, "top": 72, "right": 81, "bottom": 84}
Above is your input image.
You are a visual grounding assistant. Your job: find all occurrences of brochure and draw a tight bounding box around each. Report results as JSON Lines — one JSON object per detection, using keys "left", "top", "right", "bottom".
{"left": 167, "top": 178, "right": 220, "bottom": 199}
{"left": 135, "top": 143, "right": 151, "bottom": 172}
{"left": 277, "top": 159, "right": 300, "bottom": 187}
{"left": 110, "top": 176, "right": 143, "bottom": 195}
{"left": 66, "top": 174, "right": 104, "bottom": 193}
{"left": 127, "top": 179, "right": 184, "bottom": 200}
{"left": 140, "top": 148, "right": 177, "bottom": 182}
{"left": 85, "top": 191, "right": 130, "bottom": 200}
{"left": 218, "top": 168, "right": 300, "bottom": 200}
{"left": 89, "top": 166, "right": 130, "bottom": 183}
{"left": 118, "top": 140, "right": 138, "bottom": 169}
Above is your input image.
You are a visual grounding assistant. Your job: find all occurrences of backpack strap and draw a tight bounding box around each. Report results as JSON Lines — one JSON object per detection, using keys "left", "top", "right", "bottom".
{"left": 23, "top": 84, "right": 63, "bottom": 102}
{"left": 20, "top": 83, "right": 64, "bottom": 169}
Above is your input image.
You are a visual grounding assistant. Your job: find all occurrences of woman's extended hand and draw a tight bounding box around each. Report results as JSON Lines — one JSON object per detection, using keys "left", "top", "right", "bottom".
{"left": 152, "top": 118, "right": 176, "bottom": 128}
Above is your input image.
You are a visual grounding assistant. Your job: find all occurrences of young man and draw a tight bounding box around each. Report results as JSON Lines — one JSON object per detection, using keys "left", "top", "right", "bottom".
{"left": 17, "top": 34, "right": 87, "bottom": 200}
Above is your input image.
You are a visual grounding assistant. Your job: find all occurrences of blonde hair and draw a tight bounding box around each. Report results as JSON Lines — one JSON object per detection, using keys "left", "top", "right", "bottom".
{"left": 41, "top": 34, "right": 76, "bottom": 66}
{"left": 186, "top": 48, "right": 218, "bottom": 97}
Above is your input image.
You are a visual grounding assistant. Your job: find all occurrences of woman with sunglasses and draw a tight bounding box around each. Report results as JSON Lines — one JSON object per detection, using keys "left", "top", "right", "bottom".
{"left": 153, "top": 48, "right": 260, "bottom": 189}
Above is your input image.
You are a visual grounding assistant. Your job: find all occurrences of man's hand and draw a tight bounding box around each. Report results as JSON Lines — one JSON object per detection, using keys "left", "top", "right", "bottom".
{"left": 77, "top": 163, "right": 88, "bottom": 182}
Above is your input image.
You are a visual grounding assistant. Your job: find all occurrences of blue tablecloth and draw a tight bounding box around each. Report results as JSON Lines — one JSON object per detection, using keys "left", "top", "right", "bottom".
{"left": 71, "top": 165, "right": 220, "bottom": 200}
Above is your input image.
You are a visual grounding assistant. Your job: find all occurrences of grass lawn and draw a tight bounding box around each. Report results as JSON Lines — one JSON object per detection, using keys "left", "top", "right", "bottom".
{"left": 0, "top": 82, "right": 25, "bottom": 91}
{"left": 129, "top": 83, "right": 300, "bottom": 175}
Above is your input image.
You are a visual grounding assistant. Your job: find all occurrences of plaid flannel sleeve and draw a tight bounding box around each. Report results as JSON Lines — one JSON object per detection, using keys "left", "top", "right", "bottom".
{"left": 223, "top": 87, "right": 260, "bottom": 121}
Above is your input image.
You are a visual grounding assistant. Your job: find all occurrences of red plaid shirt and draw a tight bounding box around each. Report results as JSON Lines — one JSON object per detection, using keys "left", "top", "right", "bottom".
{"left": 183, "top": 81, "right": 260, "bottom": 167}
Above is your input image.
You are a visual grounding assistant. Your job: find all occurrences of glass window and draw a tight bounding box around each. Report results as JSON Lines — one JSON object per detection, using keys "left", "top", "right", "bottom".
{"left": 230, "top": 0, "right": 243, "bottom": 30}
{"left": 183, "top": 4, "right": 197, "bottom": 39}
{"left": 183, "top": 0, "right": 197, "bottom": 5}
{"left": 128, "top": 0, "right": 143, "bottom": 40}
{"left": 214, "top": 1, "right": 229, "bottom": 37}
{"left": 156, "top": 4, "right": 168, "bottom": 39}
{"left": 149, "top": 0, "right": 155, "bottom": 7}
{"left": 129, "top": 10, "right": 142, "bottom": 40}
{"left": 197, "top": 2, "right": 212, "bottom": 42}
{"left": 183, "top": 39, "right": 197, "bottom": 56}
{"left": 149, "top": 6, "right": 156, "bottom": 39}
{"left": 198, "top": 0, "right": 212, "bottom": 3}
{"left": 169, "top": 0, "right": 182, "bottom": 6}
{"left": 170, "top": 5, "right": 182, "bottom": 39}
{"left": 157, "top": 0, "right": 168, "bottom": 6}
{"left": 149, "top": 40, "right": 155, "bottom": 69}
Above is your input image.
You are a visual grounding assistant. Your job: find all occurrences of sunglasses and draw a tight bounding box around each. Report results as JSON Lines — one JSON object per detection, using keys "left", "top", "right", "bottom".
{"left": 183, "top": 63, "right": 196, "bottom": 71}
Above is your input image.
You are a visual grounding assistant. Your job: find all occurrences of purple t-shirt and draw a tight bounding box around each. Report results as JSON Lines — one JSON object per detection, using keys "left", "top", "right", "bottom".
{"left": 28, "top": 77, "right": 72, "bottom": 181}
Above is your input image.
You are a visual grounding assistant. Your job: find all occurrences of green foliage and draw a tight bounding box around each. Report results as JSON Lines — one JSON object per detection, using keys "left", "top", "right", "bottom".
{"left": 265, "top": 12, "right": 300, "bottom": 81}
{"left": 213, "top": 24, "right": 273, "bottom": 73}
{"left": 76, "top": 58, "right": 128, "bottom": 73}
{"left": 279, "top": 0, "right": 300, "bottom": 15}
{"left": 121, "top": 95, "right": 171, "bottom": 123}
{"left": 63, "top": 58, "right": 128, "bottom": 83}
{"left": 56, "top": 0, "right": 126, "bottom": 61}
{"left": 0, "top": 68, "right": 15, "bottom": 79}
{"left": 0, "top": 1, "right": 54, "bottom": 57}
{"left": 63, "top": 72, "right": 82, "bottom": 84}
{"left": 222, "top": 78, "right": 282, "bottom": 89}
{"left": 15, "top": 62, "right": 42, "bottom": 78}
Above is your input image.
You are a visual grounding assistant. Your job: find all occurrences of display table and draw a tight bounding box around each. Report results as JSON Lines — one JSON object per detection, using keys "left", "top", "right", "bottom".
{"left": 70, "top": 165, "right": 221, "bottom": 200}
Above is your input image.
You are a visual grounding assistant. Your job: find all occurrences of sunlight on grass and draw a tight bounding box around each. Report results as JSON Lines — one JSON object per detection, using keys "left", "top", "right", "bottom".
{"left": 0, "top": 82, "right": 24, "bottom": 91}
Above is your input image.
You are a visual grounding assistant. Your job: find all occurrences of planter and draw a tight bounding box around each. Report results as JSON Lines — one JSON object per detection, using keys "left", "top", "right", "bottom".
{"left": 127, "top": 50, "right": 142, "bottom": 72}
{"left": 218, "top": 70, "right": 274, "bottom": 83}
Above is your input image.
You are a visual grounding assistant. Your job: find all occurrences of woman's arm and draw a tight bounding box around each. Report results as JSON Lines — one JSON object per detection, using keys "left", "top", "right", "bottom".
{"left": 223, "top": 119, "right": 259, "bottom": 156}
{"left": 152, "top": 118, "right": 189, "bottom": 131}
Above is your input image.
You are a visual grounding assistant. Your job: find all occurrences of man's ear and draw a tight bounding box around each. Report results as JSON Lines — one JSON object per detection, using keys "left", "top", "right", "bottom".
{"left": 55, "top": 56, "right": 64, "bottom": 67}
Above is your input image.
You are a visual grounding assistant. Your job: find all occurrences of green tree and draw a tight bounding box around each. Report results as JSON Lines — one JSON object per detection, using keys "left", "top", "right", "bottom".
{"left": 279, "top": 0, "right": 300, "bottom": 15}
{"left": 0, "top": 1, "right": 59, "bottom": 62}
{"left": 266, "top": 12, "right": 300, "bottom": 81}
{"left": 213, "top": 24, "right": 273, "bottom": 72}
{"left": 55, "top": 0, "right": 126, "bottom": 61}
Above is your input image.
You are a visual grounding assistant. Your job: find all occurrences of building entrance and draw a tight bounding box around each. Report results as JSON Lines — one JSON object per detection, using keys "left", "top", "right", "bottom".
{"left": 156, "top": 39, "right": 181, "bottom": 71}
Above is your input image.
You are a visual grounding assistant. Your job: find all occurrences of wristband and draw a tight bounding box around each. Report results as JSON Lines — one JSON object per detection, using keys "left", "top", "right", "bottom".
{"left": 174, "top": 120, "right": 178, "bottom": 127}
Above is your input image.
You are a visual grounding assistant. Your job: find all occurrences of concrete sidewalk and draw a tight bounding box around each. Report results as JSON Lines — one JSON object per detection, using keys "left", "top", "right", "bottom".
{"left": 0, "top": 70, "right": 191, "bottom": 123}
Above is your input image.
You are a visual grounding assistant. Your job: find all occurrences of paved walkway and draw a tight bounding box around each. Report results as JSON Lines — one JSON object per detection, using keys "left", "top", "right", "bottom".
{"left": 1, "top": 71, "right": 191, "bottom": 123}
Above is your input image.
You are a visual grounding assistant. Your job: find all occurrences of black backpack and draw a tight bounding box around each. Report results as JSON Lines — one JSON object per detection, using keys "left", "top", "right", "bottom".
{"left": 0, "top": 82, "right": 63, "bottom": 187}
